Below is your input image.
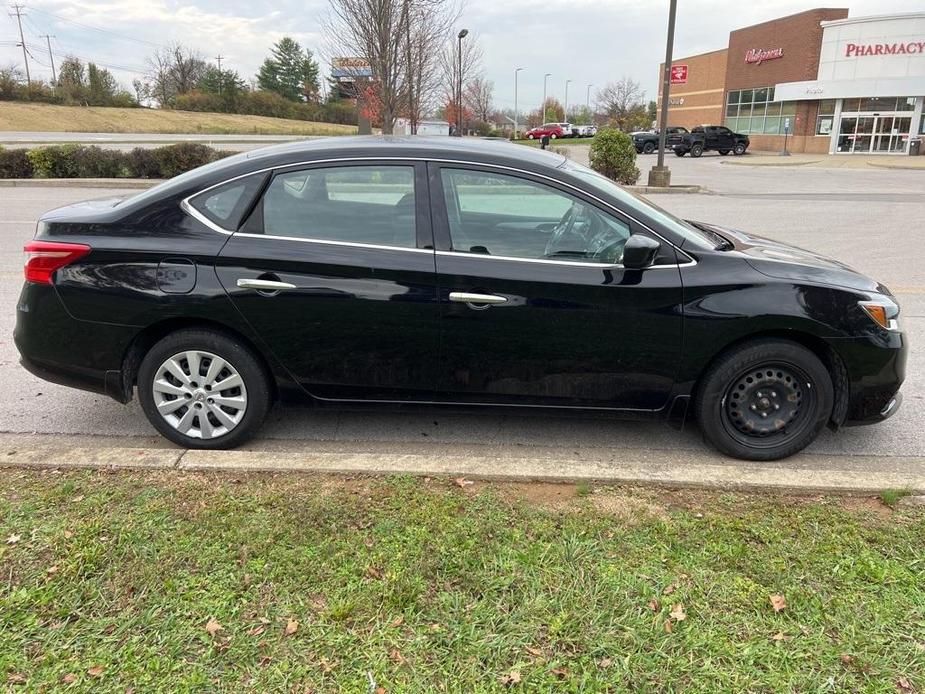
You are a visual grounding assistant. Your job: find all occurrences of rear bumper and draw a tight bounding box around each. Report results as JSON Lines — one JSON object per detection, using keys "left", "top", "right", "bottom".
{"left": 14, "top": 282, "right": 136, "bottom": 403}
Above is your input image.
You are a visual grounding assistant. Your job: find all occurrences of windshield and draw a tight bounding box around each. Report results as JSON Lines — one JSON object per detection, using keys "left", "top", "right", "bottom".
{"left": 562, "top": 160, "right": 716, "bottom": 250}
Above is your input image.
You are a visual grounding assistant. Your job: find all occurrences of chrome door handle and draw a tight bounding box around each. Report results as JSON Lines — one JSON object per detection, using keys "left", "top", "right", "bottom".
{"left": 236, "top": 278, "right": 297, "bottom": 291}
{"left": 449, "top": 291, "right": 507, "bottom": 305}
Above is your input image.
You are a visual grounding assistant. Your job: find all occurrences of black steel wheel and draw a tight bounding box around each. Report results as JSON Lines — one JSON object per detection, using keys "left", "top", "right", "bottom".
{"left": 695, "top": 339, "right": 833, "bottom": 460}
{"left": 643, "top": 141, "right": 655, "bottom": 154}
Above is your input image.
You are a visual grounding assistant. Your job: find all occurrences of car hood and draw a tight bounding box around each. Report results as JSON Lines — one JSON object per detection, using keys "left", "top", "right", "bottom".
{"left": 692, "top": 222, "right": 889, "bottom": 295}
{"left": 40, "top": 196, "right": 128, "bottom": 221}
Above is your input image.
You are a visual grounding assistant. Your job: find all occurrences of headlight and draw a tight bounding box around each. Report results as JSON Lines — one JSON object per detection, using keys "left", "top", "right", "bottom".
{"left": 859, "top": 299, "right": 901, "bottom": 331}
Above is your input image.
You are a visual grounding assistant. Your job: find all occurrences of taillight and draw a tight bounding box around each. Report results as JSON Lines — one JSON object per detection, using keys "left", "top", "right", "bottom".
{"left": 23, "top": 240, "right": 91, "bottom": 285}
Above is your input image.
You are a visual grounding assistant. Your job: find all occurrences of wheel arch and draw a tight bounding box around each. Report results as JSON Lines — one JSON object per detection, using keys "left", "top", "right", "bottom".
{"left": 690, "top": 329, "right": 849, "bottom": 428}
{"left": 120, "top": 317, "right": 280, "bottom": 404}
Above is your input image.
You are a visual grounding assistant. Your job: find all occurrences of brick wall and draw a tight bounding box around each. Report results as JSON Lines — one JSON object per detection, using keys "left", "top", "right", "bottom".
{"left": 657, "top": 49, "right": 728, "bottom": 130}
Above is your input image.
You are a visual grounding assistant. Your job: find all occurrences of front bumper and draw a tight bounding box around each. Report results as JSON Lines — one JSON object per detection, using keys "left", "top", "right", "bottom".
{"left": 832, "top": 330, "right": 907, "bottom": 426}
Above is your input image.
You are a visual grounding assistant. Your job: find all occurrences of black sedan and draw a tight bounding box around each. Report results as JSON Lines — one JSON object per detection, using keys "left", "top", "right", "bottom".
{"left": 15, "top": 137, "right": 905, "bottom": 460}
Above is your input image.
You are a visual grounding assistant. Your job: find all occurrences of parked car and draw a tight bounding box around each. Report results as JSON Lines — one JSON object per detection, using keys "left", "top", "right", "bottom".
{"left": 524, "top": 123, "right": 564, "bottom": 140}
{"left": 669, "top": 125, "right": 750, "bottom": 157}
{"left": 573, "top": 124, "right": 596, "bottom": 138}
{"left": 16, "top": 137, "right": 905, "bottom": 460}
{"left": 632, "top": 127, "right": 688, "bottom": 154}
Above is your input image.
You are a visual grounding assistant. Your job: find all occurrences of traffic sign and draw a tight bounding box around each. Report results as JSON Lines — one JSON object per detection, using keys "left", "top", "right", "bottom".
{"left": 670, "top": 64, "right": 688, "bottom": 85}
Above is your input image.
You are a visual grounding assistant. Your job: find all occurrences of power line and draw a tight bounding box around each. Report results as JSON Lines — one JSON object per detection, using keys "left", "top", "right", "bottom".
{"left": 26, "top": 6, "right": 164, "bottom": 48}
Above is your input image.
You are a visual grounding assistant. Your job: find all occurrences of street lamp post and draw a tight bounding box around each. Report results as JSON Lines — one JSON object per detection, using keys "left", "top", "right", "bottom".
{"left": 543, "top": 73, "right": 551, "bottom": 122}
{"left": 565, "top": 79, "right": 572, "bottom": 119}
{"left": 648, "top": 0, "right": 678, "bottom": 187}
{"left": 514, "top": 67, "right": 523, "bottom": 138}
{"left": 457, "top": 29, "right": 468, "bottom": 137}
{"left": 586, "top": 83, "right": 593, "bottom": 109}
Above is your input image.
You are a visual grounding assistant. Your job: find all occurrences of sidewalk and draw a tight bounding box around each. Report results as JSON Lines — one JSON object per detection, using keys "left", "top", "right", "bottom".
{"left": 725, "top": 151, "right": 925, "bottom": 170}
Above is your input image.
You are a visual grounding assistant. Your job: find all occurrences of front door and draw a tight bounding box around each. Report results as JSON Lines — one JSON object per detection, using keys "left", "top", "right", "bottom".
{"left": 215, "top": 161, "right": 439, "bottom": 401}
{"left": 428, "top": 164, "right": 683, "bottom": 410}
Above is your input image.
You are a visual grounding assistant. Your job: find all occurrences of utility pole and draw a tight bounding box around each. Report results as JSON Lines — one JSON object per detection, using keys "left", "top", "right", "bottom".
{"left": 648, "top": 0, "right": 678, "bottom": 188}
{"left": 41, "top": 34, "right": 56, "bottom": 84}
{"left": 542, "top": 73, "right": 551, "bottom": 122}
{"left": 10, "top": 4, "right": 31, "bottom": 87}
{"left": 214, "top": 54, "right": 225, "bottom": 95}
{"left": 513, "top": 67, "right": 523, "bottom": 139}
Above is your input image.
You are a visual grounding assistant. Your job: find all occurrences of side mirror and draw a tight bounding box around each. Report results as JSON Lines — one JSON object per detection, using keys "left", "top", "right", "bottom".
{"left": 622, "top": 235, "right": 661, "bottom": 269}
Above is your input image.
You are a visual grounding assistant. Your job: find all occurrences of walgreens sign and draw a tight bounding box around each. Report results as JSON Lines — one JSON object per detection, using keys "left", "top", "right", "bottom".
{"left": 845, "top": 41, "right": 925, "bottom": 57}
{"left": 745, "top": 47, "right": 784, "bottom": 65}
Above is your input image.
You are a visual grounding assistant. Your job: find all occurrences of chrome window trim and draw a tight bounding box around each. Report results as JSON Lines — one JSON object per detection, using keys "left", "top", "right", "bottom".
{"left": 233, "top": 232, "right": 434, "bottom": 254}
{"left": 435, "top": 250, "right": 693, "bottom": 270}
{"left": 179, "top": 155, "right": 697, "bottom": 267}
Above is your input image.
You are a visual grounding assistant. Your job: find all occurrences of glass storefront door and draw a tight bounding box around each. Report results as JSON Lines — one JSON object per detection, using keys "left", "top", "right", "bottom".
{"left": 835, "top": 98, "right": 914, "bottom": 154}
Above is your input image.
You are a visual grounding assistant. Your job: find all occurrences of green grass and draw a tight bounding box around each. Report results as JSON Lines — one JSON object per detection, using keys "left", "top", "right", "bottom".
{"left": 1, "top": 469, "right": 924, "bottom": 692}
{"left": 880, "top": 488, "right": 913, "bottom": 507}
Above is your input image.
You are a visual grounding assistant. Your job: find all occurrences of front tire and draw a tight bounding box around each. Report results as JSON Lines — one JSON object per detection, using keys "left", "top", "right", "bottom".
{"left": 643, "top": 142, "right": 655, "bottom": 154}
{"left": 718, "top": 149, "right": 730, "bottom": 156}
{"left": 550, "top": 133, "right": 557, "bottom": 139}
{"left": 694, "top": 339, "right": 833, "bottom": 461}
{"left": 690, "top": 144, "right": 704, "bottom": 158}
{"left": 733, "top": 143, "right": 747, "bottom": 155}
{"left": 674, "top": 149, "right": 686, "bottom": 157}
{"left": 137, "top": 329, "right": 271, "bottom": 449}
{"left": 527, "top": 134, "right": 534, "bottom": 140}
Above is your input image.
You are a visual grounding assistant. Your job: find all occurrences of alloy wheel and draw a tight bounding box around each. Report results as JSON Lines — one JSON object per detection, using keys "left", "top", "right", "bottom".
{"left": 151, "top": 350, "right": 248, "bottom": 440}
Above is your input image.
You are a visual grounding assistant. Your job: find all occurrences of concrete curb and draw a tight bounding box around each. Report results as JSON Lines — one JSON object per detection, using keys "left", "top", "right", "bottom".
{"left": 0, "top": 178, "right": 160, "bottom": 188}
{"left": 626, "top": 184, "right": 705, "bottom": 194}
{"left": 866, "top": 160, "right": 925, "bottom": 171}
{"left": 1, "top": 433, "right": 923, "bottom": 494}
{"left": 721, "top": 159, "right": 822, "bottom": 167}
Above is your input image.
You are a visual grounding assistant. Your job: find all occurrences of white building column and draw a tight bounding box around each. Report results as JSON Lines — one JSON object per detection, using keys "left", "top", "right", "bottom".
{"left": 828, "top": 99, "right": 843, "bottom": 154}
{"left": 910, "top": 96, "right": 924, "bottom": 154}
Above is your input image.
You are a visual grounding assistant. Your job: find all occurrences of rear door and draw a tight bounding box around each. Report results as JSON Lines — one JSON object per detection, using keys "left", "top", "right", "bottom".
{"left": 428, "top": 163, "right": 683, "bottom": 410}
{"left": 214, "top": 161, "right": 439, "bottom": 401}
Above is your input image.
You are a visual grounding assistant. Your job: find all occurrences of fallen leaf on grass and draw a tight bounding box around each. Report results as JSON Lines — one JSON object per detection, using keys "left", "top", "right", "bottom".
{"left": 87, "top": 666, "right": 104, "bottom": 677}
{"left": 63, "top": 530, "right": 74, "bottom": 539}
{"left": 647, "top": 599, "right": 660, "bottom": 612}
{"left": 499, "top": 670, "right": 521, "bottom": 685}
{"left": 524, "top": 645, "right": 543, "bottom": 657}
{"left": 598, "top": 658, "right": 613, "bottom": 668}
{"left": 61, "top": 673, "right": 77, "bottom": 684}
{"left": 205, "top": 618, "right": 223, "bottom": 637}
{"left": 669, "top": 604, "right": 687, "bottom": 621}
{"left": 389, "top": 615, "right": 404, "bottom": 628}
{"left": 388, "top": 648, "right": 407, "bottom": 665}
{"left": 366, "top": 566, "right": 383, "bottom": 580}
{"left": 6, "top": 673, "right": 26, "bottom": 684}
{"left": 770, "top": 595, "right": 787, "bottom": 613}
{"left": 453, "top": 477, "right": 474, "bottom": 488}
{"left": 840, "top": 654, "right": 854, "bottom": 665}
{"left": 896, "top": 677, "right": 913, "bottom": 691}
{"left": 550, "top": 667, "right": 569, "bottom": 679}
{"left": 258, "top": 656, "right": 272, "bottom": 667}
{"left": 247, "top": 625, "right": 265, "bottom": 637}
{"left": 46, "top": 565, "right": 60, "bottom": 575}
{"left": 284, "top": 618, "right": 299, "bottom": 636}
{"left": 772, "top": 632, "right": 786, "bottom": 642}
{"left": 664, "top": 620, "right": 673, "bottom": 634}
{"left": 5, "top": 534, "right": 21, "bottom": 545}
{"left": 662, "top": 583, "right": 677, "bottom": 596}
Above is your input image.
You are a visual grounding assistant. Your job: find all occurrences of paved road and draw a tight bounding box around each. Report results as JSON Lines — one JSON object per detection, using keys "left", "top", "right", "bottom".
{"left": 0, "top": 132, "right": 312, "bottom": 151}
{"left": 2, "top": 157, "right": 922, "bottom": 466}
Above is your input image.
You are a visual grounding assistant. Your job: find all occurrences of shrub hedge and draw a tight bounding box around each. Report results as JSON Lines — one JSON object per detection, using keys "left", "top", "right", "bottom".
{"left": 588, "top": 128, "right": 640, "bottom": 185}
{"left": 0, "top": 143, "right": 232, "bottom": 180}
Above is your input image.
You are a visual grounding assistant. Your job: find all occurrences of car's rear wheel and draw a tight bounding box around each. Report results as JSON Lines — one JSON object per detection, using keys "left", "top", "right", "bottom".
{"left": 138, "top": 329, "right": 271, "bottom": 449}
{"left": 643, "top": 142, "right": 655, "bottom": 154}
{"left": 674, "top": 149, "right": 686, "bottom": 157}
{"left": 694, "top": 339, "right": 833, "bottom": 461}
{"left": 733, "top": 143, "right": 747, "bottom": 155}
{"left": 718, "top": 149, "right": 730, "bottom": 156}
{"left": 690, "top": 144, "right": 704, "bottom": 158}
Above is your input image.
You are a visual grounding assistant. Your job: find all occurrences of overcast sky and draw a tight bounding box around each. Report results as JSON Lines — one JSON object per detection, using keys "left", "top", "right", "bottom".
{"left": 2, "top": 0, "right": 922, "bottom": 114}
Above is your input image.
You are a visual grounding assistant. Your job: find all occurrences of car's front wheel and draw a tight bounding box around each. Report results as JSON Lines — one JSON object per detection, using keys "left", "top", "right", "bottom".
{"left": 527, "top": 134, "right": 534, "bottom": 140}
{"left": 643, "top": 142, "right": 655, "bottom": 154}
{"left": 674, "top": 149, "right": 686, "bottom": 157}
{"left": 718, "top": 149, "right": 730, "bottom": 156}
{"left": 137, "top": 329, "right": 271, "bottom": 449}
{"left": 550, "top": 133, "right": 557, "bottom": 139}
{"left": 733, "top": 143, "right": 747, "bottom": 155}
{"left": 694, "top": 339, "right": 833, "bottom": 461}
{"left": 690, "top": 144, "right": 704, "bottom": 158}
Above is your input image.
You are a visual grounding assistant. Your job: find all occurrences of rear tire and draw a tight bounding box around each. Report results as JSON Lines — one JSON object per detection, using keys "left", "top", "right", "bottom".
{"left": 690, "top": 144, "right": 704, "bottom": 158}
{"left": 718, "top": 149, "right": 730, "bottom": 156}
{"left": 527, "top": 134, "right": 534, "bottom": 140}
{"left": 550, "top": 133, "right": 557, "bottom": 139}
{"left": 674, "top": 149, "right": 686, "bottom": 157}
{"left": 137, "top": 329, "right": 271, "bottom": 449}
{"left": 694, "top": 339, "right": 833, "bottom": 461}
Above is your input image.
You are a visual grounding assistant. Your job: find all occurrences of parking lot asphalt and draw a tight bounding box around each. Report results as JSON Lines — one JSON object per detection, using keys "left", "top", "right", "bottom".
{"left": 1, "top": 155, "right": 922, "bottom": 480}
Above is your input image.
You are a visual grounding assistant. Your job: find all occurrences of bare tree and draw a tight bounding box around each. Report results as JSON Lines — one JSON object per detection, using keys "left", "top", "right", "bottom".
{"left": 595, "top": 77, "right": 646, "bottom": 131}
{"left": 144, "top": 43, "right": 208, "bottom": 107}
{"left": 465, "top": 76, "right": 493, "bottom": 124}
{"left": 322, "top": 0, "right": 458, "bottom": 133}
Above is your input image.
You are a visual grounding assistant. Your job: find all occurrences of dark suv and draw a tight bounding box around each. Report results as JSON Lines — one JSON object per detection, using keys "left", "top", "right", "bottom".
{"left": 669, "top": 125, "right": 749, "bottom": 157}
{"left": 632, "top": 127, "right": 688, "bottom": 154}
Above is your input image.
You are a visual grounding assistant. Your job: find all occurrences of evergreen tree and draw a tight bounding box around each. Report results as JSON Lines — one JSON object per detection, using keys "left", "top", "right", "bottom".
{"left": 257, "top": 37, "right": 320, "bottom": 102}
{"left": 87, "top": 64, "right": 118, "bottom": 105}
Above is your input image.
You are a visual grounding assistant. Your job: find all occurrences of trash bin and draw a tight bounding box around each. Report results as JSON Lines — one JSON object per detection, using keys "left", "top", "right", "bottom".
{"left": 909, "top": 139, "right": 921, "bottom": 156}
